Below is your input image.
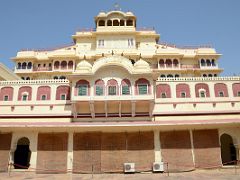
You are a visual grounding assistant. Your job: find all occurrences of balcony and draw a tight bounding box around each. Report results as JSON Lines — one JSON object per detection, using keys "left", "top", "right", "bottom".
{"left": 33, "top": 66, "right": 52, "bottom": 72}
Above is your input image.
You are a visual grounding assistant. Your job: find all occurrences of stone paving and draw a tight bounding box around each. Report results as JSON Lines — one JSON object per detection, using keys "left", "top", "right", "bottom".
{"left": 0, "top": 168, "right": 240, "bottom": 180}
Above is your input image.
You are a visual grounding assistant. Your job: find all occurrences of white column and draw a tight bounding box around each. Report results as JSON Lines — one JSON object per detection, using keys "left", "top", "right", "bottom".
{"left": 31, "top": 85, "right": 38, "bottom": 101}
{"left": 154, "top": 130, "right": 162, "bottom": 162}
{"left": 189, "top": 130, "right": 195, "bottom": 166}
{"left": 51, "top": 85, "right": 57, "bottom": 101}
{"left": 208, "top": 82, "right": 215, "bottom": 97}
{"left": 29, "top": 132, "right": 38, "bottom": 169}
{"left": 12, "top": 86, "right": 19, "bottom": 102}
{"left": 67, "top": 132, "right": 73, "bottom": 172}
{"left": 226, "top": 82, "right": 234, "bottom": 98}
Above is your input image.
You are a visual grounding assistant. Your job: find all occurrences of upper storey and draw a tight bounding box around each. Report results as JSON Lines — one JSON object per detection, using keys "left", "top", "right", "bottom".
{"left": 94, "top": 11, "right": 137, "bottom": 32}
{"left": 12, "top": 10, "right": 222, "bottom": 80}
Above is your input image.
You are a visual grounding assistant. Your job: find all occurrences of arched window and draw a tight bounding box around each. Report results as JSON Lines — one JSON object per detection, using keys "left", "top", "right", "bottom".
{"left": 27, "top": 62, "right": 32, "bottom": 69}
{"left": 176, "top": 83, "right": 190, "bottom": 98}
{"left": 54, "top": 61, "right": 60, "bottom": 69}
{"left": 175, "top": 74, "right": 180, "bottom": 78}
{"left": 98, "top": 20, "right": 105, "bottom": 26}
{"left": 53, "top": 76, "right": 58, "bottom": 80}
{"left": 156, "top": 84, "right": 171, "bottom": 98}
{"left": 212, "top": 59, "right": 216, "bottom": 66}
{"left": 165, "top": 59, "right": 172, "bottom": 68}
{"left": 195, "top": 83, "right": 210, "bottom": 97}
{"left": 206, "top": 59, "right": 211, "bottom": 66}
{"left": 173, "top": 59, "right": 179, "bottom": 67}
{"left": 120, "top": 20, "right": 124, "bottom": 26}
{"left": 56, "top": 85, "right": 70, "bottom": 100}
{"left": 75, "top": 80, "right": 90, "bottom": 96}
{"left": 121, "top": 79, "right": 131, "bottom": 95}
{"left": 26, "top": 77, "right": 30, "bottom": 80}
{"left": 22, "top": 62, "right": 27, "bottom": 69}
{"left": 37, "top": 86, "right": 51, "bottom": 100}
{"left": 113, "top": 19, "right": 119, "bottom": 26}
{"left": 107, "top": 20, "right": 112, "bottom": 26}
{"left": 160, "top": 74, "right": 166, "bottom": 78}
{"left": 135, "top": 78, "right": 150, "bottom": 95}
{"left": 159, "top": 59, "right": 164, "bottom": 68}
{"left": 59, "top": 76, "right": 66, "bottom": 79}
{"left": 126, "top": 19, "right": 133, "bottom": 26}
{"left": 200, "top": 59, "right": 206, "bottom": 66}
{"left": 95, "top": 79, "right": 105, "bottom": 96}
{"left": 208, "top": 74, "right": 213, "bottom": 77}
{"left": 107, "top": 79, "right": 118, "bottom": 95}
{"left": 232, "top": 83, "right": 240, "bottom": 97}
{"left": 0, "top": 87, "right": 14, "bottom": 101}
{"left": 214, "top": 74, "right": 217, "bottom": 77}
{"left": 203, "top": 74, "right": 207, "bottom": 77}
{"left": 68, "top": 61, "right": 73, "bottom": 69}
{"left": 18, "top": 86, "right": 32, "bottom": 101}
{"left": 17, "top": 62, "right": 22, "bottom": 69}
{"left": 167, "top": 74, "right": 173, "bottom": 78}
{"left": 61, "top": 61, "right": 67, "bottom": 70}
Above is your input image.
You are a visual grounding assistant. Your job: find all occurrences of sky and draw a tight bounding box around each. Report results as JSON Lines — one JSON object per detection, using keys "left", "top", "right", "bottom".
{"left": 0, "top": 0, "right": 239, "bottom": 76}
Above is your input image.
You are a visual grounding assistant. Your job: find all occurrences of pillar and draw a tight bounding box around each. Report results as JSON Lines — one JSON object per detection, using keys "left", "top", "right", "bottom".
{"left": 154, "top": 130, "right": 162, "bottom": 162}
{"left": 67, "top": 132, "right": 73, "bottom": 172}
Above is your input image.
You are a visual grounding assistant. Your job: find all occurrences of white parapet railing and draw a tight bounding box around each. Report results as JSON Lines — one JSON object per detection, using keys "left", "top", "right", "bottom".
{"left": 157, "top": 76, "right": 240, "bottom": 82}
{"left": 0, "top": 79, "right": 70, "bottom": 86}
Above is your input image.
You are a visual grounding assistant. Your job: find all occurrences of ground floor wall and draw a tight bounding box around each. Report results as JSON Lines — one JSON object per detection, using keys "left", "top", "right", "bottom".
{"left": 0, "top": 126, "right": 239, "bottom": 173}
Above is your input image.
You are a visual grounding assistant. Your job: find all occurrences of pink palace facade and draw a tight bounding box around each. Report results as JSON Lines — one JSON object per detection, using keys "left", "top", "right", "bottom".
{"left": 0, "top": 10, "right": 240, "bottom": 173}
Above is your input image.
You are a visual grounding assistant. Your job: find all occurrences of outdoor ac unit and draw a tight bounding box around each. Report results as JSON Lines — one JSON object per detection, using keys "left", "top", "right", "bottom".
{"left": 153, "top": 162, "right": 164, "bottom": 172}
{"left": 124, "top": 163, "right": 135, "bottom": 173}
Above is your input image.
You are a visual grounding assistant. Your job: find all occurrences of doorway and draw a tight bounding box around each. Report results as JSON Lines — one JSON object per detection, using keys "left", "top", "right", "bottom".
{"left": 220, "top": 134, "right": 237, "bottom": 165}
{"left": 14, "top": 137, "right": 31, "bottom": 169}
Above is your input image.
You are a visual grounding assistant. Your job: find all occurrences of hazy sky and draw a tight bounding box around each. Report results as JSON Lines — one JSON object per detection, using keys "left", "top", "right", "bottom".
{"left": 0, "top": 0, "right": 239, "bottom": 76}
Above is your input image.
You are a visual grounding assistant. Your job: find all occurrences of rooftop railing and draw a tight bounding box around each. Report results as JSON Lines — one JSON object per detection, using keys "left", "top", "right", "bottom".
{"left": 157, "top": 42, "right": 212, "bottom": 49}
{"left": 157, "top": 76, "right": 240, "bottom": 82}
{"left": 20, "top": 43, "right": 75, "bottom": 52}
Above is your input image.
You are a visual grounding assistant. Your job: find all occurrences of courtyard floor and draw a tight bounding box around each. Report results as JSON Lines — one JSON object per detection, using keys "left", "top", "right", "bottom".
{"left": 1, "top": 168, "right": 240, "bottom": 180}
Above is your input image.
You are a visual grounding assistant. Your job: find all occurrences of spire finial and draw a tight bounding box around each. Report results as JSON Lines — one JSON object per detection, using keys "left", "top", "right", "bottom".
{"left": 114, "top": 3, "right": 121, "bottom": 11}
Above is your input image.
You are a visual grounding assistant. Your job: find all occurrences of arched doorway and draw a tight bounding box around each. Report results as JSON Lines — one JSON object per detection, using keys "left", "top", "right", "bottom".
{"left": 14, "top": 137, "right": 31, "bottom": 169}
{"left": 220, "top": 134, "right": 237, "bottom": 165}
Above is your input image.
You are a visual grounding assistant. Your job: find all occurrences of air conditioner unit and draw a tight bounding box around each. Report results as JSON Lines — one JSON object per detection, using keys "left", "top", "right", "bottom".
{"left": 153, "top": 162, "right": 164, "bottom": 172}
{"left": 124, "top": 163, "right": 135, "bottom": 173}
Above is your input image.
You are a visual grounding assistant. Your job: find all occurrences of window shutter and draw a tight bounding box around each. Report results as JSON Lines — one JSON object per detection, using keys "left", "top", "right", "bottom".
{"left": 96, "top": 86, "right": 103, "bottom": 96}
{"left": 78, "top": 85, "right": 87, "bottom": 96}
{"left": 122, "top": 86, "right": 130, "bottom": 95}
{"left": 138, "top": 84, "right": 147, "bottom": 95}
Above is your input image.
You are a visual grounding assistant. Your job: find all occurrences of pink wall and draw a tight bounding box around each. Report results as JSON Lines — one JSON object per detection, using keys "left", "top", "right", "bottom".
{"left": 37, "top": 86, "right": 51, "bottom": 100}
{"left": 56, "top": 85, "right": 70, "bottom": 100}
{"left": 176, "top": 83, "right": 190, "bottom": 98}
{"left": 18, "top": 86, "right": 32, "bottom": 100}
{"left": 232, "top": 83, "right": 240, "bottom": 97}
{"left": 214, "top": 83, "right": 228, "bottom": 97}
{"left": 0, "top": 87, "right": 14, "bottom": 101}
{"left": 195, "top": 83, "right": 210, "bottom": 97}
{"left": 156, "top": 84, "right": 171, "bottom": 98}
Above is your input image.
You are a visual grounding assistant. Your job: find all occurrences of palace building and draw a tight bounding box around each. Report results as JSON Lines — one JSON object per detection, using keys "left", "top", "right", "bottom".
{"left": 0, "top": 9, "right": 239, "bottom": 173}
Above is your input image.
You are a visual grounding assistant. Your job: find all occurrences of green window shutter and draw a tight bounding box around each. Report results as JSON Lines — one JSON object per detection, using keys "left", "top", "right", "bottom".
{"left": 122, "top": 86, "right": 130, "bottom": 95}
{"left": 4, "top": 96, "right": 9, "bottom": 101}
{"left": 108, "top": 86, "right": 116, "bottom": 95}
{"left": 78, "top": 85, "right": 87, "bottom": 96}
{"left": 138, "top": 84, "right": 147, "bottom": 95}
{"left": 96, "top": 86, "right": 103, "bottom": 96}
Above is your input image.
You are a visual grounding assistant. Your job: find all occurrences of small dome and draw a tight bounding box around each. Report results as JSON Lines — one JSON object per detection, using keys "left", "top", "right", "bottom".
{"left": 126, "top": 11, "right": 134, "bottom": 16}
{"left": 76, "top": 60, "right": 92, "bottom": 70}
{"left": 134, "top": 59, "right": 149, "bottom": 67}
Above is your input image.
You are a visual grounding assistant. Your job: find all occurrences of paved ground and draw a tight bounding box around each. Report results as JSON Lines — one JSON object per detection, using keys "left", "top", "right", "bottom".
{"left": 1, "top": 168, "right": 240, "bottom": 180}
